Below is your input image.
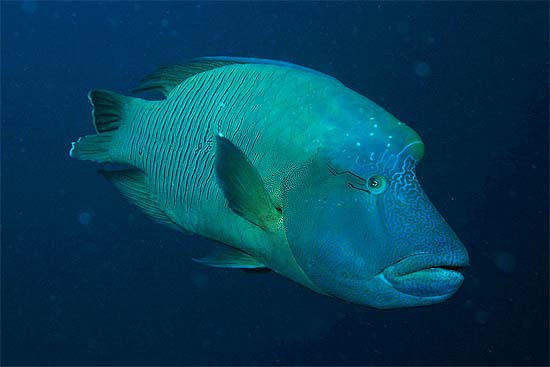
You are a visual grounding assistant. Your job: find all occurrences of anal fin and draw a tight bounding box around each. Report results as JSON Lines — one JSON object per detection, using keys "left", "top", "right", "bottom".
{"left": 99, "top": 169, "right": 182, "bottom": 232}
{"left": 193, "top": 245, "right": 265, "bottom": 269}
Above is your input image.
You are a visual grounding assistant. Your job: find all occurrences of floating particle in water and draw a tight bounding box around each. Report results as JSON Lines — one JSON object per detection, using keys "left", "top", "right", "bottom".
{"left": 413, "top": 61, "right": 432, "bottom": 77}
{"left": 494, "top": 251, "right": 516, "bottom": 273}
{"left": 395, "top": 21, "right": 409, "bottom": 35}
{"left": 107, "top": 17, "right": 120, "bottom": 30}
{"left": 78, "top": 211, "right": 92, "bottom": 225}
{"left": 474, "top": 310, "right": 489, "bottom": 325}
{"left": 127, "top": 213, "right": 137, "bottom": 223}
{"left": 20, "top": 1, "right": 38, "bottom": 14}
{"left": 191, "top": 272, "right": 209, "bottom": 288}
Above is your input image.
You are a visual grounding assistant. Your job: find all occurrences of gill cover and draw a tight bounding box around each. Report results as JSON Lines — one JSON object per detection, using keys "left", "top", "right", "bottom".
{"left": 282, "top": 160, "right": 382, "bottom": 302}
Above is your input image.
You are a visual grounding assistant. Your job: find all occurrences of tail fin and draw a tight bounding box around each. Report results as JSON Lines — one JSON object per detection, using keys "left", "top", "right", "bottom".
{"left": 69, "top": 134, "right": 112, "bottom": 162}
{"left": 69, "top": 89, "right": 132, "bottom": 162}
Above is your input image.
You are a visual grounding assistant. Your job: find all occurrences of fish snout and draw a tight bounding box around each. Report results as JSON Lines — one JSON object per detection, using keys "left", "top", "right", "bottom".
{"left": 382, "top": 248, "right": 469, "bottom": 298}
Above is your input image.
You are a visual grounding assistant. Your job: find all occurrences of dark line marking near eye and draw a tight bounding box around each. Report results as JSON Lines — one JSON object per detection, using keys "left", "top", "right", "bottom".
{"left": 327, "top": 163, "right": 369, "bottom": 194}
{"left": 328, "top": 166, "right": 367, "bottom": 184}
{"left": 348, "top": 182, "right": 370, "bottom": 193}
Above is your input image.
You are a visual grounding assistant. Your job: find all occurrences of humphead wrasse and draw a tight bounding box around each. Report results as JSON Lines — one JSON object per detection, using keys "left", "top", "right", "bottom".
{"left": 70, "top": 57, "right": 469, "bottom": 309}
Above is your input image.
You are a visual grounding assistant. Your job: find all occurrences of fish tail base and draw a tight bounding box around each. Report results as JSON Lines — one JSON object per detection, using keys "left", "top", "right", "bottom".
{"left": 69, "top": 134, "right": 112, "bottom": 162}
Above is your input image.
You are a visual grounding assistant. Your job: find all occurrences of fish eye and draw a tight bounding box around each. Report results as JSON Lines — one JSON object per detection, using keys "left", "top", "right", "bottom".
{"left": 367, "top": 175, "right": 387, "bottom": 194}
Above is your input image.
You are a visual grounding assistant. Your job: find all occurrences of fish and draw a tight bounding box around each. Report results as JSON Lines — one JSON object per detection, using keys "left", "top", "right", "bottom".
{"left": 69, "top": 57, "right": 469, "bottom": 309}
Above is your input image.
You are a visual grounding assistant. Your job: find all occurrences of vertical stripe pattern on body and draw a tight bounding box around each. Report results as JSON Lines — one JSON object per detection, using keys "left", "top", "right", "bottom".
{"left": 125, "top": 65, "right": 282, "bottom": 217}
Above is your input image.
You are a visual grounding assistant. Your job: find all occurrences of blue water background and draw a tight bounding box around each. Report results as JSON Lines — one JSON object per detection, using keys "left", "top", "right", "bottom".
{"left": 2, "top": 2, "right": 548, "bottom": 365}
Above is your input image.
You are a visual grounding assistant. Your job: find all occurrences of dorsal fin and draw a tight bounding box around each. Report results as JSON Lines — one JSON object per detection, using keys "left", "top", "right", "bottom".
{"left": 132, "top": 60, "right": 239, "bottom": 96}
{"left": 196, "top": 56, "right": 338, "bottom": 82}
{"left": 133, "top": 56, "right": 338, "bottom": 97}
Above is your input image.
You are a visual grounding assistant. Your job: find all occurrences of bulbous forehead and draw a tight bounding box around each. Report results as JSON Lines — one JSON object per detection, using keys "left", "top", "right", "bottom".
{"left": 320, "top": 86, "right": 424, "bottom": 175}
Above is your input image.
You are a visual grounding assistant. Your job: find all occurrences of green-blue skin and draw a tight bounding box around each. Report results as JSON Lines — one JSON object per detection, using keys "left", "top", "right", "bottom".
{"left": 70, "top": 59, "right": 469, "bottom": 309}
{"left": 281, "top": 79, "right": 469, "bottom": 308}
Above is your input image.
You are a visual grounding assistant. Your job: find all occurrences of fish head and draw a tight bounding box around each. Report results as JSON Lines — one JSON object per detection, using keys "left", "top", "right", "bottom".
{"left": 282, "top": 106, "right": 469, "bottom": 309}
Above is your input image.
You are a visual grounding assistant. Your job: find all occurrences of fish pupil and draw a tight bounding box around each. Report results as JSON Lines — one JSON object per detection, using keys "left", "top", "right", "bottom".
{"left": 369, "top": 177, "right": 379, "bottom": 188}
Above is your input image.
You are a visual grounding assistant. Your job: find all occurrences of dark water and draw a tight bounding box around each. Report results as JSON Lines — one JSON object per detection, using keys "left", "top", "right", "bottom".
{"left": 2, "top": 2, "right": 548, "bottom": 365}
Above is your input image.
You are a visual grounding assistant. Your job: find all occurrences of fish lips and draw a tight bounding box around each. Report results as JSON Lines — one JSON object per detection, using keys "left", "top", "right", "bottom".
{"left": 382, "top": 251, "right": 469, "bottom": 298}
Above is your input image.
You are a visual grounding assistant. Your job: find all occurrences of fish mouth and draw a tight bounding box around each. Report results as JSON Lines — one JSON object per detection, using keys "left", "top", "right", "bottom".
{"left": 381, "top": 252, "right": 469, "bottom": 297}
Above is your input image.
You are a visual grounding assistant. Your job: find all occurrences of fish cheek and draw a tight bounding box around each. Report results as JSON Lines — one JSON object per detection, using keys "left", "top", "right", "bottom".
{"left": 282, "top": 164, "right": 382, "bottom": 296}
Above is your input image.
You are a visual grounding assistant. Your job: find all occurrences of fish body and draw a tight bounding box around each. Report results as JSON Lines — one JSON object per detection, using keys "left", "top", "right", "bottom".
{"left": 70, "top": 57, "right": 469, "bottom": 308}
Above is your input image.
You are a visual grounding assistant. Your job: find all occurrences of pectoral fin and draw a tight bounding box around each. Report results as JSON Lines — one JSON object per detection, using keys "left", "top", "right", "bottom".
{"left": 193, "top": 246, "right": 265, "bottom": 269}
{"left": 215, "top": 135, "right": 281, "bottom": 231}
